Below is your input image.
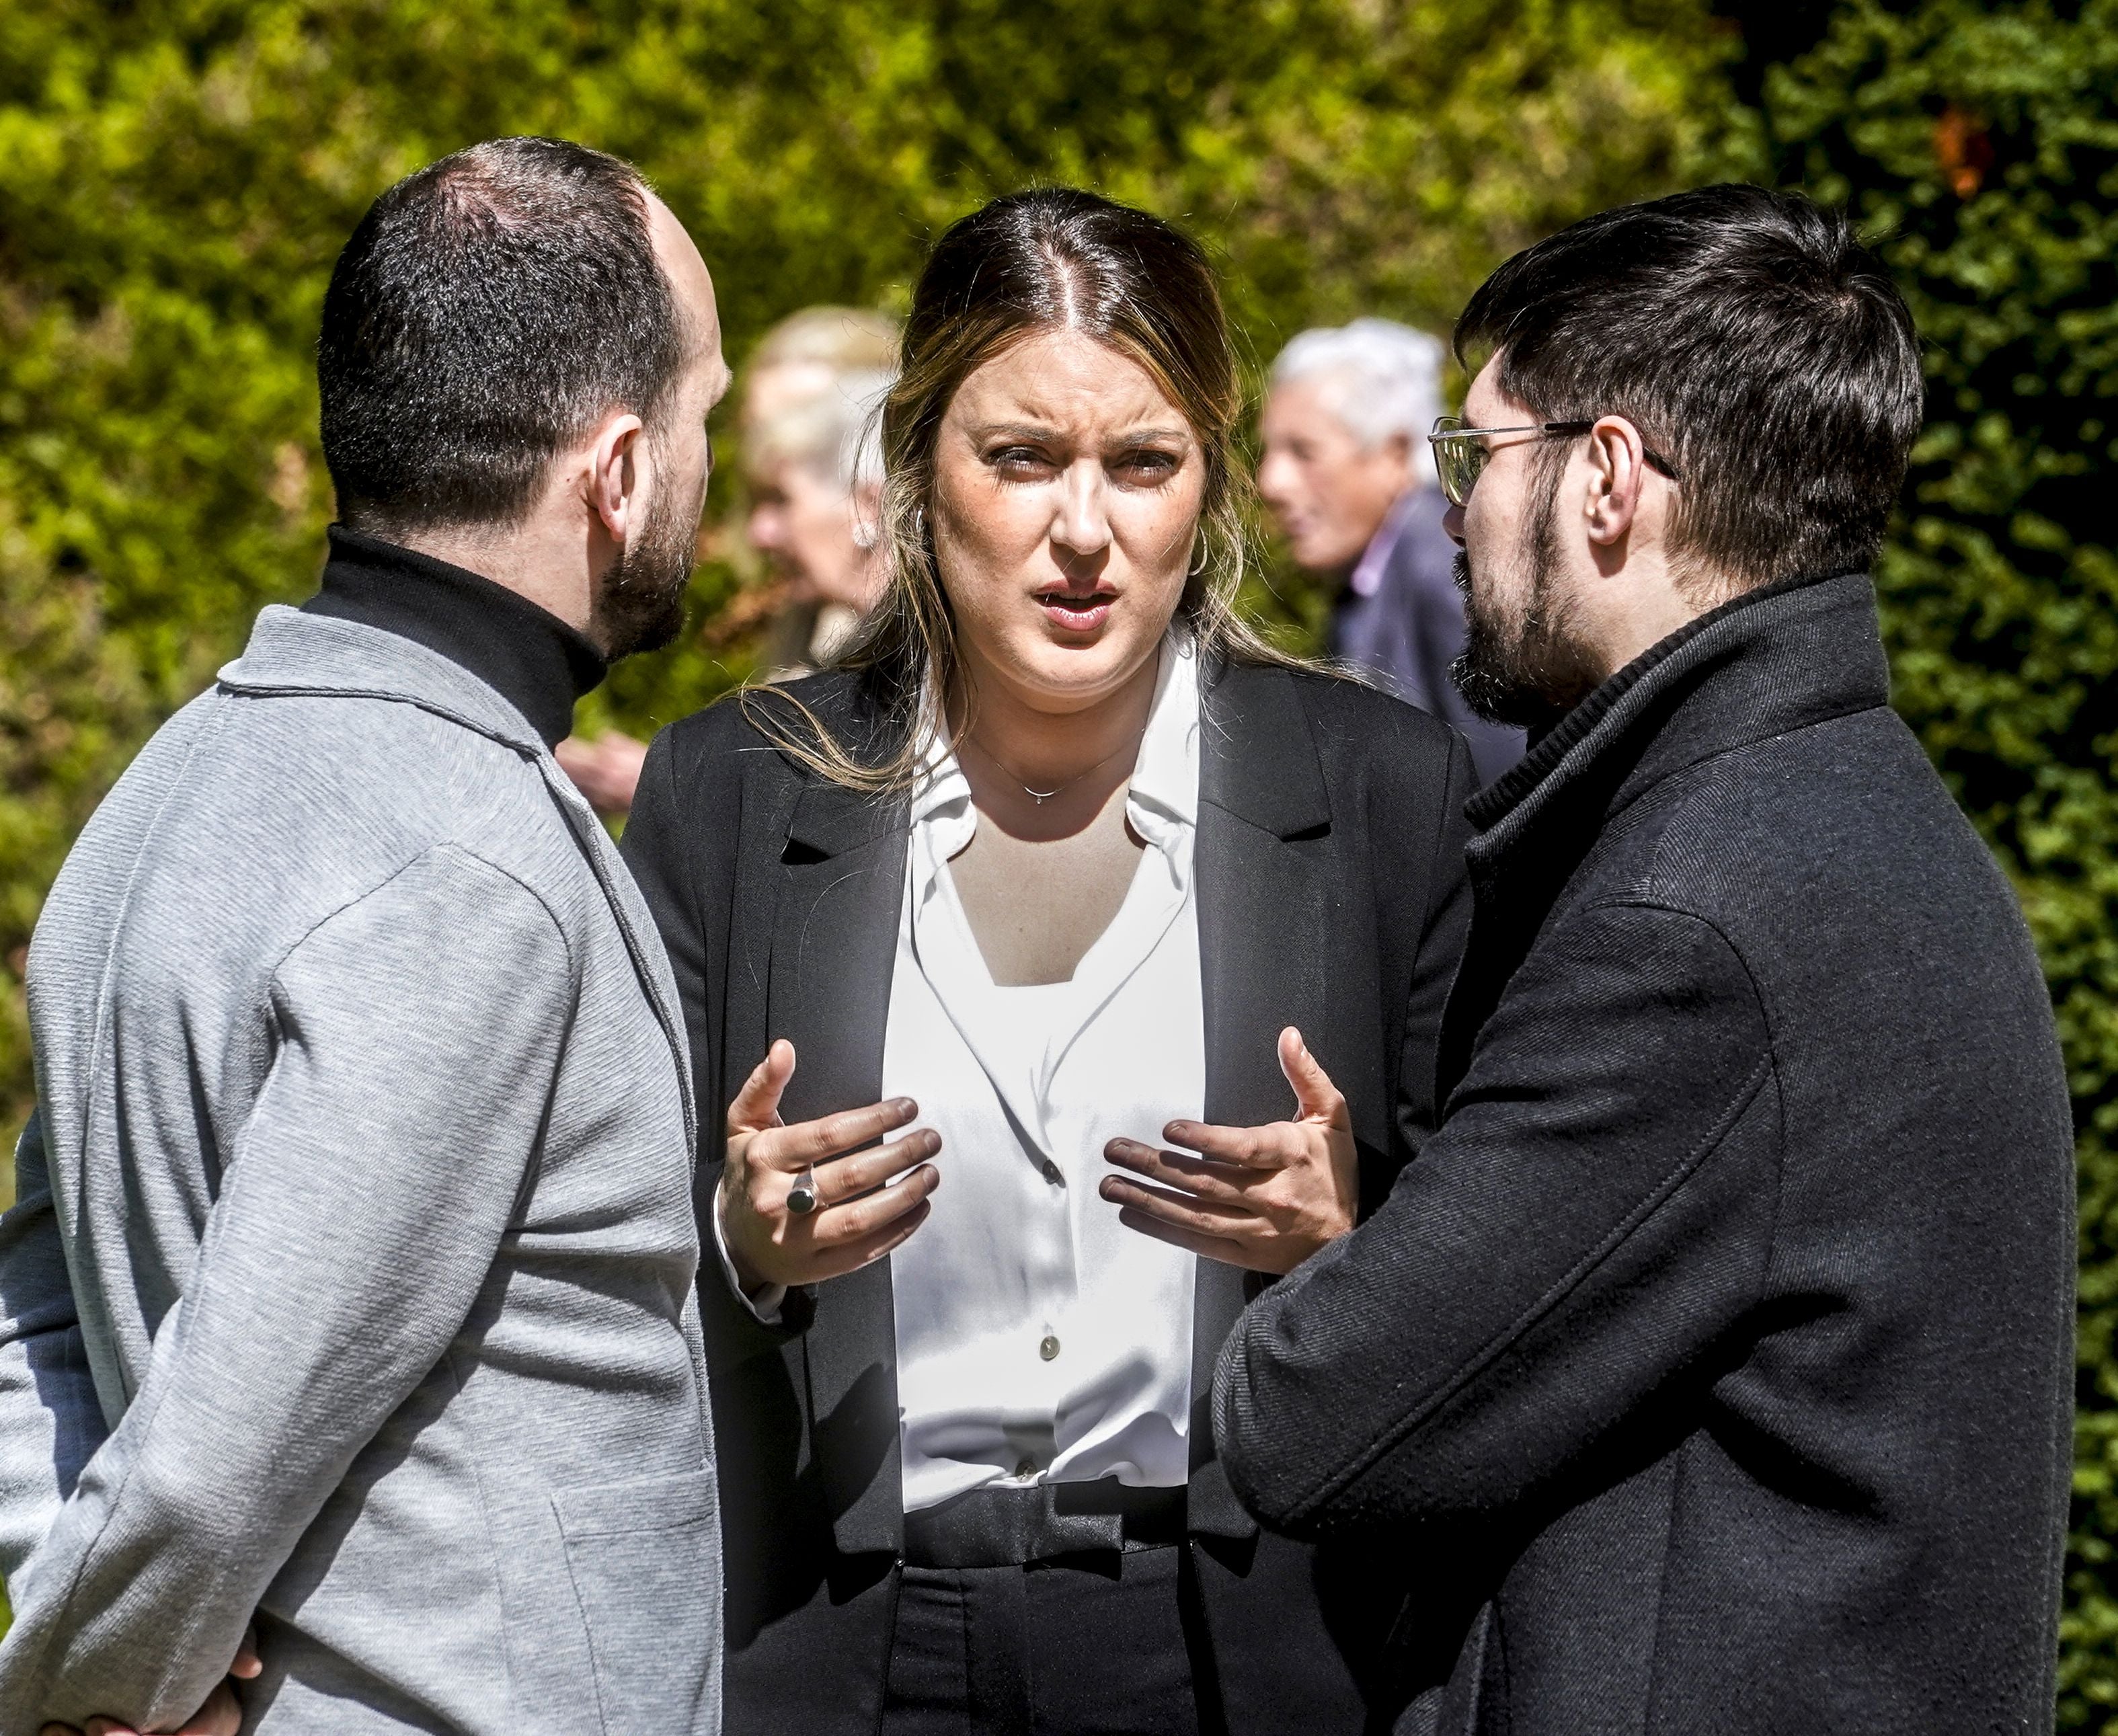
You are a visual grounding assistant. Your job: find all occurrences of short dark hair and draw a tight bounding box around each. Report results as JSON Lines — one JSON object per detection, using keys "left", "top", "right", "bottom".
{"left": 1456, "top": 184, "right": 1923, "bottom": 590}
{"left": 318, "top": 136, "right": 687, "bottom": 533}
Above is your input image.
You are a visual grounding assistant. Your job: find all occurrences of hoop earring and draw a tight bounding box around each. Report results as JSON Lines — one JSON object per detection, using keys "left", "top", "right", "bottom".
{"left": 912, "top": 504, "right": 927, "bottom": 539}
{"left": 1189, "top": 534, "right": 1208, "bottom": 578}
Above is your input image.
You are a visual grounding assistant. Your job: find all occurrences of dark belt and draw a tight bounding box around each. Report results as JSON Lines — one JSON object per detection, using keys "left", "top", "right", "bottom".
{"left": 903, "top": 1479, "right": 1187, "bottom": 1570}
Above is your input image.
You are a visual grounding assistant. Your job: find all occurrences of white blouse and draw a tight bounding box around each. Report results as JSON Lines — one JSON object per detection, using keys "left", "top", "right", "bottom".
{"left": 885, "top": 635, "right": 1204, "bottom": 1513}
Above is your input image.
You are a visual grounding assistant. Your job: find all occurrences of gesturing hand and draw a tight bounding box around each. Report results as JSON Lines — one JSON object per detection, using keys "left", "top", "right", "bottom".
{"left": 721, "top": 1039, "right": 941, "bottom": 1295}
{"left": 1100, "top": 1027, "right": 1356, "bottom": 1275}
{"left": 40, "top": 1625, "right": 261, "bottom": 1736}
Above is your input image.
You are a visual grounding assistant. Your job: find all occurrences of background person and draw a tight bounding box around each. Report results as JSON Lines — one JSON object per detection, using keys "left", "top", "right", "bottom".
{"left": 619, "top": 187, "right": 1475, "bottom": 1736}
{"left": 1257, "top": 317, "right": 1524, "bottom": 783}
{"left": 744, "top": 362, "right": 896, "bottom": 673}
{"left": 555, "top": 307, "right": 900, "bottom": 816}
{"left": 1218, "top": 184, "right": 2075, "bottom": 1734}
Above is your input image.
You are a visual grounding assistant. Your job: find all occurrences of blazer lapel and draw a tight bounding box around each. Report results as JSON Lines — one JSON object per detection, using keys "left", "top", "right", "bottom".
{"left": 1189, "top": 663, "right": 1333, "bottom": 1538}
{"left": 768, "top": 773, "right": 911, "bottom": 1559}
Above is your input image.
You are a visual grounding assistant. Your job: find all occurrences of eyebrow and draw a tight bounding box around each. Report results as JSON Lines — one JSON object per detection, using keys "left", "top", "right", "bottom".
{"left": 969, "top": 422, "right": 1195, "bottom": 446}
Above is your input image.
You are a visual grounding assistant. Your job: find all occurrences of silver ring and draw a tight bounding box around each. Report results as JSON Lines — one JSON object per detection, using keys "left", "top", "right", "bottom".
{"left": 787, "top": 1166, "right": 820, "bottom": 1216}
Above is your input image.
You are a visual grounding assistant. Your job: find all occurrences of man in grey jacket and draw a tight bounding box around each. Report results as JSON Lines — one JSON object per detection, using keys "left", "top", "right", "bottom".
{"left": 0, "top": 136, "right": 731, "bottom": 1734}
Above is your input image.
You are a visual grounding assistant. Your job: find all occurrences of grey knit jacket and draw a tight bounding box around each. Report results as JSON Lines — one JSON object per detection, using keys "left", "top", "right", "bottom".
{"left": 0, "top": 606, "right": 720, "bottom": 1734}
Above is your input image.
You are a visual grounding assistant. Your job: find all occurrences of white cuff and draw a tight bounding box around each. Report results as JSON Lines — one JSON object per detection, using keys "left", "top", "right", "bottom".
{"left": 712, "top": 1181, "right": 787, "bottom": 1325}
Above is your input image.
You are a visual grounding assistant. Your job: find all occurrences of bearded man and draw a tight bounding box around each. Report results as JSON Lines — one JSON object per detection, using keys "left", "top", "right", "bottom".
{"left": 1215, "top": 185, "right": 2076, "bottom": 1735}
{"left": 0, "top": 137, "right": 729, "bottom": 1735}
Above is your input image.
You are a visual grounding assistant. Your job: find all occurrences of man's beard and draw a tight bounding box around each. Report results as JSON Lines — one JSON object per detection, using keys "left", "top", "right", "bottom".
{"left": 1450, "top": 479, "right": 1601, "bottom": 728}
{"left": 592, "top": 451, "right": 700, "bottom": 660}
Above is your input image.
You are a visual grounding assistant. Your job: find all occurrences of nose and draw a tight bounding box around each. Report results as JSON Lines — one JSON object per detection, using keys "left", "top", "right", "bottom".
{"left": 1051, "top": 459, "right": 1112, "bottom": 566}
{"left": 1255, "top": 448, "right": 1295, "bottom": 516}
{"left": 1442, "top": 500, "right": 1466, "bottom": 548}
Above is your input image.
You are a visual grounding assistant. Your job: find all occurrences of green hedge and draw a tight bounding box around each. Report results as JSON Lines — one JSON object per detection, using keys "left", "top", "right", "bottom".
{"left": 1755, "top": 0, "right": 2118, "bottom": 1721}
{"left": 6, "top": 0, "right": 2115, "bottom": 1714}
{"left": 0, "top": 0, "right": 1735, "bottom": 1148}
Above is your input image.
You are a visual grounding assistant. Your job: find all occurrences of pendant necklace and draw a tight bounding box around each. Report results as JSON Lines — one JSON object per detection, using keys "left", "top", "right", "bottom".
{"left": 964, "top": 732, "right": 1141, "bottom": 806}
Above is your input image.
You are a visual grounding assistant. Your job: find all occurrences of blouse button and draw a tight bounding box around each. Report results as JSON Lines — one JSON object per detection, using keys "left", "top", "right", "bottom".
{"left": 1039, "top": 1335, "right": 1061, "bottom": 1362}
{"left": 1042, "top": 1160, "right": 1064, "bottom": 1186}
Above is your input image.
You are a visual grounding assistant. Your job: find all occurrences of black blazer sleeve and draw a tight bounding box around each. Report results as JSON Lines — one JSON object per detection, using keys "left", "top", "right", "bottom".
{"left": 1393, "top": 733, "right": 1477, "bottom": 1169}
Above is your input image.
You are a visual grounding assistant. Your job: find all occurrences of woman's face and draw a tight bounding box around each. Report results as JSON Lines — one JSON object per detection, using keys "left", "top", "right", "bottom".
{"left": 746, "top": 457, "right": 884, "bottom": 614}
{"left": 929, "top": 327, "right": 1206, "bottom": 716}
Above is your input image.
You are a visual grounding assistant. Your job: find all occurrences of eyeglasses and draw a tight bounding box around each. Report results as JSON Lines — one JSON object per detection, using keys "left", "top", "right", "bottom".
{"left": 1426, "top": 415, "right": 1682, "bottom": 508}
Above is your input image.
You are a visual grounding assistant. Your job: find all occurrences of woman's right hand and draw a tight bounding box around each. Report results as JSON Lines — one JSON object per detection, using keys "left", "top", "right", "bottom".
{"left": 720, "top": 1038, "right": 941, "bottom": 1294}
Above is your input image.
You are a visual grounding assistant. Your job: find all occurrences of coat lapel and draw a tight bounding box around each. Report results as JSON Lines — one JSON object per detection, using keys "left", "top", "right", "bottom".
{"left": 1189, "top": 663, "right": 1333, "bottom": 1538}
{"left": 768, "top": 773, "right": 910, "bottom": 1559}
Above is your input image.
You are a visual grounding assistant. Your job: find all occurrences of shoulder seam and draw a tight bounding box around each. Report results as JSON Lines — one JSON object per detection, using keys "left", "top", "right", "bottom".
{"left": 268, "top": 842, "right": 577, "bottom": 991}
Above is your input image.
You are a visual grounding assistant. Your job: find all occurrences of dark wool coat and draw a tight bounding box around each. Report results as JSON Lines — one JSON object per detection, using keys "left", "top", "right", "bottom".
{"left": 1216, "top": 570, "right": 2077, "bottom": 1735}
{"left": 619, "top": 658, "right": 1476, "bottom": 1736}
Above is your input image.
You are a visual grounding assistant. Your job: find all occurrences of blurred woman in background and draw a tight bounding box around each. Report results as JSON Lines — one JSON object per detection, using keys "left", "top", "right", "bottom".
{"left": 622, "top": 190, "right": 1475, "bottom": 1735}
{"left": 555, "top": 307, "right": 899, "bottom": 814}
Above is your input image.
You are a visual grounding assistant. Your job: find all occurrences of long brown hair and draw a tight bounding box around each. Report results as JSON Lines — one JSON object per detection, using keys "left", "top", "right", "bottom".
{"left": 742, "top": 186, "right": 1296, "bottom": 791}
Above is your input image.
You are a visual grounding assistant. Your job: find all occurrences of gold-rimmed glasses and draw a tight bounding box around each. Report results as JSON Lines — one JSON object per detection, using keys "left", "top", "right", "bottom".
{"left": 1427, "top": 415, "right": 1681, "bottom": 508}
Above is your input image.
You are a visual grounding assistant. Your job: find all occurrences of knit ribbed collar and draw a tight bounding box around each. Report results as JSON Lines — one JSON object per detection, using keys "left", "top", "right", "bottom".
{"left": 1463, "top": 569, "right": 1891, "bottom": 868}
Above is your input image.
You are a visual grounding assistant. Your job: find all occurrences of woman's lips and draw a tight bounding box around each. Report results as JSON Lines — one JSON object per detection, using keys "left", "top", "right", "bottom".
{"left": 1038, "top": 592, "right": 1114, "bottom": 632}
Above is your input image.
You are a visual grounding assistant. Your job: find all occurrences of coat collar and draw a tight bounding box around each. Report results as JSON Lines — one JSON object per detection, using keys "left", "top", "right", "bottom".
{"left": 1465, "top": 569, "right": 1891, "bottom": 873}
{"left": 219, "top": 603, "right": 555, "bottom": 758}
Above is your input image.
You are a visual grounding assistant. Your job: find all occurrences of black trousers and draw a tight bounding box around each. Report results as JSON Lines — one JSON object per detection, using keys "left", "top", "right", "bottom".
{"left": 881, "top": 1546, "right": 1211, "bottom": 1736}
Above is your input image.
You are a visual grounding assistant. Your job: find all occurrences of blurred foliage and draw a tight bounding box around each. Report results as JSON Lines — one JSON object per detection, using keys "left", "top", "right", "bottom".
{"left": 0, "top": 0, "right": 1736, "bottom": 1150}
{"left": 1754, "top": 0, "right": 2118, "bottom": 1721}
{"left": 3, "top": 0, "right": 2117, "bottom": 1715}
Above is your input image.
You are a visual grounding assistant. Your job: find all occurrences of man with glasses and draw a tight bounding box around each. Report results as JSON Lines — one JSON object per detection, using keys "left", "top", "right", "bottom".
{"left": 1216, "top": 184, "right": 2075, "bottom": 1734}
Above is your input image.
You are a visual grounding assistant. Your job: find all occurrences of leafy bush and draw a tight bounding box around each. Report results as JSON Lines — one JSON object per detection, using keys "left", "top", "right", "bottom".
{"left": 0, "top": 0, "right": 1735, "bottom": 1154}
{"left": 1756, "top": 0, "right": 2118, "bottom": 1720}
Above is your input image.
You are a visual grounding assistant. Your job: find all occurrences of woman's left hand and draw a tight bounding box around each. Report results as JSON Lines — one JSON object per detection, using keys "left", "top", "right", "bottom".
{"left": 1099, "top": 1027, "right": 1357, "bottom": 1275}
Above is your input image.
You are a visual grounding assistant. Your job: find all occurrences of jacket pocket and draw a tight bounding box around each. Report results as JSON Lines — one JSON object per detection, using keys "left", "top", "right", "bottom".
{"left": 553, "top": 1468, "right": 723, "bottom": 1736}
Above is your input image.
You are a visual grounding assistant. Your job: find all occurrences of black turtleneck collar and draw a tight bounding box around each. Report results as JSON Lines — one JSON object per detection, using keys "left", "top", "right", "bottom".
{"left": 302, "top": 526, "right": 607, "bottom": 750}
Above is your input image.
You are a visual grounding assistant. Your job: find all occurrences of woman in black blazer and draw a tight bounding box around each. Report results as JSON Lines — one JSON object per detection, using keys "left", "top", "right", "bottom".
{"left": 621, "top": 189, "right": 1475, "bottom": 1736}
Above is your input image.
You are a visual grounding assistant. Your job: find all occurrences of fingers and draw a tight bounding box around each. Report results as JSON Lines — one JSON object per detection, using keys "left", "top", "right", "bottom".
{"left": 1099, "top": 1173, "right": 1253, "bottom": 1239}
{"left": 1159, "top": 1117, "right": 1292, "bottom": 1169}
{"left": 1111, "top": 1204, "right": 1253, "bottom": 1266}
{"left": 753, "top": 1097, "right": 921, "bottom": 1175}
{"left": 175, "top": 1682, "right": 245, "bottom": 1736}
{"left": 802, "top": 1188, "right": 939, "bottom": 1282}
{"left": 726, "top": 1039, "right": 796, "bottom": 1136}
{"left": 1103, "top": 1138, "right": 1259, "bottom": 1206}
{"left": 801, "top": 1130, "right": 941, "bottom": 1211}
{"left": 233, "top": 1624, "right": 262, "bottom": 1678}
{"left": 176, "top": 1682, "right": 245, "bottom": 1736}
{"left": 1278, "top": 1026, "right": 1351, "bottom": 1128}
{"left": 810, "top": 1159, "right": 941, "bottom": 1246}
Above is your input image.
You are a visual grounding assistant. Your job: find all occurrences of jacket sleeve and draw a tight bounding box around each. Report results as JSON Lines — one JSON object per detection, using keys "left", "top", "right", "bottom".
{"left": 1216, "top": 898, "right": 1780, "bottom": 1538}
{"left": 621, "top": 717, "right": 799, "bottom": 1348}
{"left": 1392, "top": 734, "right": 1477, "bottom": 1172}
{"left": 0, "top": 845, "right": 573, "bottom": 1731}
{"left": 0, "top": 1109, "right": 106, "bottom": 1585}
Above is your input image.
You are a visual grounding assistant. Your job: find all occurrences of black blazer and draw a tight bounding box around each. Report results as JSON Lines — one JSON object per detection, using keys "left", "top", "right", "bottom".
{"left": 620, "top": 657, "right": 1475, "bottom": 1736}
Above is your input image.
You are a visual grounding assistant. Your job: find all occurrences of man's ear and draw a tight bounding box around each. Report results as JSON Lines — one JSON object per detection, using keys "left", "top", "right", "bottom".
{"left": 586, "top": 412, "right": 647, "bottom": 545}
{"left": 1584, "top": 415, "right": 1650, "bottom": 549}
